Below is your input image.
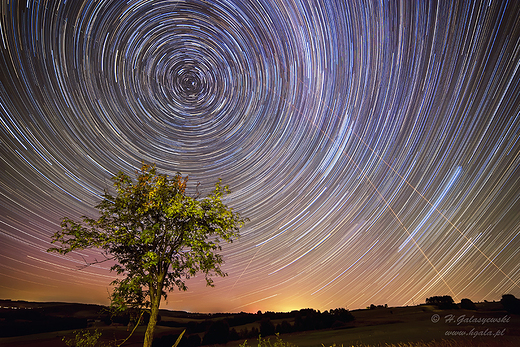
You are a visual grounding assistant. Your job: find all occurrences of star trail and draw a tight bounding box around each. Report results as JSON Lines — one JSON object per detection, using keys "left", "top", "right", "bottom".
{"left": 1, "top": 0, "right": 520, "bottom": 314}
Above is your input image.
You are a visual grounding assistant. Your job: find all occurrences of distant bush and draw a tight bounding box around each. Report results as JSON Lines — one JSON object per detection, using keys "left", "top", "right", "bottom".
{"left": 185, "top": 320, "right": 211, "bottom": 334}
{"left": 500, "top": 294, "right": 520, "bottom": 314}
{"left": 293, "top": 308, "right": 354, "bottom": 332}
{"left": 202, "top": 320, "right": 230, "bottom": 345}
{"left": 459, "top": 298, "right": 477, "bottom": 310}
{"left": 275, "top": 320, "right": 292, "bottom": 334}
{"left": 229, "top": 328, "right": 240, "bottom": 341}
{"left": 260, "top": 318, "right": 276, "bottom": 337}
{"left": 369, "top": 304, "right": 388, "bottom": 309}
{"left": 425, "top": 296, "right": 457, "bottom": 309}
{"left": 227, "top": 312, "right": 263, "bottom": 326}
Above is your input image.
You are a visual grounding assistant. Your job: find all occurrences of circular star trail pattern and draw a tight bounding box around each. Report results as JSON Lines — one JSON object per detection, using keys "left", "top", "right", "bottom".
{"left": 1, "top": 0, "right": 520, "bottom": 313}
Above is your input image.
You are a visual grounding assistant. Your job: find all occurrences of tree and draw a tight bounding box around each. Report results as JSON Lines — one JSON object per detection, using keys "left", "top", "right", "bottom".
{"left": 425, "top": 295, "right": 456, "bottom": 309}
{"left": 48, "top": 164, "right": 246, "bottom": 347}
{"left": 460, "top": 298, "right": 477, "bottom": 310}
{"left": 259, "top": 318, "right": 276, "bottom": 337}
{"left": 500, "top": 294, "right": 520, "bottom": 314}
{"left": 202, "top": 320, "right": 230, "bottom": 345}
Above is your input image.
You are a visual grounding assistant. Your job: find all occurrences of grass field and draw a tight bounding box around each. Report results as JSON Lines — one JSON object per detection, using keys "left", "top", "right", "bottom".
{"left": 0, "top": 301, "right": 518, "bottom": 346}
{"left": 216, "top": 303, "right": 518, "bottom": 347}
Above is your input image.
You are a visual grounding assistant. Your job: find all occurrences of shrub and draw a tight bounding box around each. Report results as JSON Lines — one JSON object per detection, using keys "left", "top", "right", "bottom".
{"left": 500, "top": 294, "right": 520, "bottom": 314}
{"left": 275, "top": 320, "right": 292, "bottom": 334}
{"left": 425, "top": 296, "right": 457, "bottom": 309}
{"left": 459, "top": 298, "right": 476, "bottom": 310}
{"left": 62, "top": 329, "right": 116, "bottom": 347}
{"left": 260, "top": 318, "right": 276, "bottom": 337}
{"left": 202, "top": 320, "right": 230, "bottom": 345}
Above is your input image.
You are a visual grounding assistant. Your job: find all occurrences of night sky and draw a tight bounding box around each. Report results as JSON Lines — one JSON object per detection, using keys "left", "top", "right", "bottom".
{"left": 1, "top": 0, "right": 520, "bottom": 314}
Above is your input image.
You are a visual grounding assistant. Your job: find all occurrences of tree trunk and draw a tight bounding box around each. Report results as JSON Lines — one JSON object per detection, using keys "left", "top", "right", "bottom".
{"left": 143, "top": 288, "right": 162, "bottom": 347}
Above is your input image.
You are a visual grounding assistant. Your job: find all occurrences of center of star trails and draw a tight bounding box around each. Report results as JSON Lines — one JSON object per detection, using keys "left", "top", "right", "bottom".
{"left": 180, "top": 72, "right": 202, "bottom": 95}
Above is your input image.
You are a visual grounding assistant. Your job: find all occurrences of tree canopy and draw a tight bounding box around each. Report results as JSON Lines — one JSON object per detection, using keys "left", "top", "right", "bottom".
{"left": 48, "top": 163, "right": 245, "bottom": 346}
{"left": 425, "top": 295, "right": 456, "bottom": 309}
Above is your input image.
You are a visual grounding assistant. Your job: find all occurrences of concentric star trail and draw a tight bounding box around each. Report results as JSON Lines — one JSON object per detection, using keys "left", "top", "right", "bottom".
{"left": 1, "top": 0, "right": 520, "bottom": 313}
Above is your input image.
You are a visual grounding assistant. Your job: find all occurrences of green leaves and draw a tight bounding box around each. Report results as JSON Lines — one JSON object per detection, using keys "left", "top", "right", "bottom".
{"left": 62, "top": 329, "right": 105, "bottom": 347}
{"left": 47, "top": 163, "right": 245, "bottom": 330}
{"left": 141, "top": 228, "right": 156, "bottom": 244}
{"left": 142, "top": 251, "right": 158, "bottom": 270}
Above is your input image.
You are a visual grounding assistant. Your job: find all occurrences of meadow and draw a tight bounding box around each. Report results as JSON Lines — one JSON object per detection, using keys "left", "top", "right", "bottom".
{"left": 0, "top": 300, "right": 517, "bottom": 347}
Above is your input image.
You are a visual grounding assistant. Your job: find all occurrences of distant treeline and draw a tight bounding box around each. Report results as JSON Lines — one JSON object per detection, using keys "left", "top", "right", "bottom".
{"left": 424, "top": 294, "right": 520, "bottom": 312}
{"left": 0, "top": 307, "right": 87, "bottom": 337}
{"left": 4, "top": 293, "right": 517, "bottom": 342}
{"left": 153, "top": 308, "right": 355, "bottom": 347}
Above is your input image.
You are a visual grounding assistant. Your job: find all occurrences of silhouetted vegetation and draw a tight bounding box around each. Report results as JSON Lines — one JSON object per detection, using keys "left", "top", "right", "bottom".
{"left": 425, "top": 296, "right": 457, "bottom": 309}
{"left": 459, "top": 298, "right": 477, "bottom": 310}
{"left": 151, "top": 307, "right": 355, "bottom": 346}
{"left": 202, "top": 320, "right": 230, "bottom": 344}
{"left": 500, "top": 294, "right": 520, "bottom": 314}
{"left": 368, "top": 303, "right": 388, "bottom": 309}
{"left": 260, "top": 317, "right": 276, "bottom": 336}
{"left": 239, "top": 334, "right": 297, "bottom": 347}
{"left": 3, "top": 299, "right": 518, "bottom": 346}
{"left": 275, "top": 320, "right": 293, "bottom": 334}
{"left": 62, "top": 329, "right": 118, "bottom": 347}
{"left": 48, "top": 164, "right": 246, "bottom": 347}
{"left": 0, "top": 306, "right": 87, "bottom": 337}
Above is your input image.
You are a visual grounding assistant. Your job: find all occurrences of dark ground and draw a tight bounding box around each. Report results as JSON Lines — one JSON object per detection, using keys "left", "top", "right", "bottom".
{"left": 0, "top": 300, "right": 518, "bottom": 347}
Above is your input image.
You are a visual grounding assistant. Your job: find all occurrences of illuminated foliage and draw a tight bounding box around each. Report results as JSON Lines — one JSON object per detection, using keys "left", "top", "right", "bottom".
{"left": 48, "top": 164, "right": 245, "bottom": 347}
